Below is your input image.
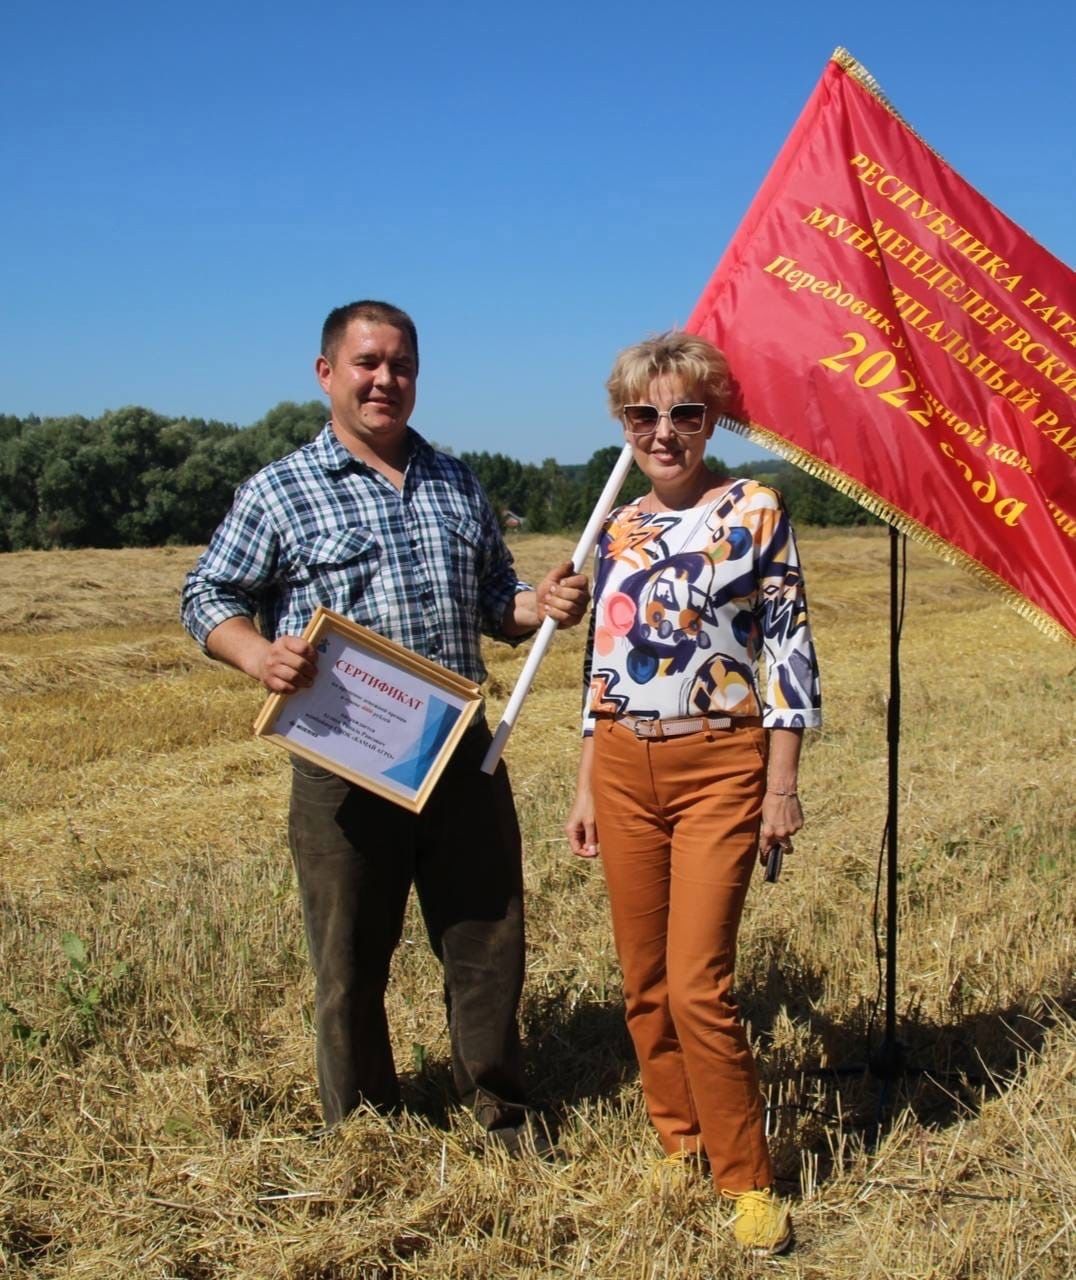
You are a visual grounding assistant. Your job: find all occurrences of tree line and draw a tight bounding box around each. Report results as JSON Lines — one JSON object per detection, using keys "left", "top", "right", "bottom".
{"left": 0, "top": 403, "right": 876, "bottom": 551}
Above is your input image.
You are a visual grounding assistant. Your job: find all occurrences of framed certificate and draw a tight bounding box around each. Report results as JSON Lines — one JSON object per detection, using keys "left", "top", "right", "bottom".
{"left": 253, "top": 607, "right": 484, "bottom": 812}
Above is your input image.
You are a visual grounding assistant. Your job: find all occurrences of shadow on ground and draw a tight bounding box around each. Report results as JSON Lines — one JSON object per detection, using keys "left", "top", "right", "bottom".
{"left": 428, "top": 936, "right": 1076, "bottom": 1192}
{"left": 743, "top": 935, "right": 1076, "bottom": 1186}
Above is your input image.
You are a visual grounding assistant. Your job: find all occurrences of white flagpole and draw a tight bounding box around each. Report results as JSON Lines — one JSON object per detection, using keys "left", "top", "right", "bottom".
{"left": 481, "top": 442, "right": 635, "bottom": 775}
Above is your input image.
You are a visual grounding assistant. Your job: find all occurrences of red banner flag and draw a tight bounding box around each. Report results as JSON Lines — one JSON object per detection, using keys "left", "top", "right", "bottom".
{"left": 688, "top": 49, "right": 1076, "bottom": 643}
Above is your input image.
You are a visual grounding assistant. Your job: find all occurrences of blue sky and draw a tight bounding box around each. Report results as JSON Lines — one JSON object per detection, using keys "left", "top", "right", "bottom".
{"left": 3, "top": 0, "right": 1073, "bottom": 466}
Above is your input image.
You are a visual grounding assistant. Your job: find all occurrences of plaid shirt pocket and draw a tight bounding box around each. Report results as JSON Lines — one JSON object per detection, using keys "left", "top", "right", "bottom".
{"left": 291, "top": 526, "right": 381, "bottom": 612}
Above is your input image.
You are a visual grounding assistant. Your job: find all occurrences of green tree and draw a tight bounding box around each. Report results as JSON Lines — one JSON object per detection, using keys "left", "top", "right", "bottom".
{"left": 0, "top": 403, "right": 878, "bottom": 552}
{"left": 460, "top": 451, "right": 534, "bottom": 525}
{"left": 580, "top": 445, "right": 648, "bottom": 513}
{"left": 244, "top": 401, "right": 325, "bottom": 469}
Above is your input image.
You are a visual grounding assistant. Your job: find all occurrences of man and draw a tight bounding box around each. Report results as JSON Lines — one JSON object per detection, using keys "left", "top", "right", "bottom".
{"left": 181, "top": 300, "right": 588, "bottom": 1150}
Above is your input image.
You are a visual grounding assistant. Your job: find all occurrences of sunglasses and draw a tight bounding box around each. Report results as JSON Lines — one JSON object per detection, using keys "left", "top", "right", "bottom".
{"left": 621, "top": 403, "right": 707, "bottom": 436}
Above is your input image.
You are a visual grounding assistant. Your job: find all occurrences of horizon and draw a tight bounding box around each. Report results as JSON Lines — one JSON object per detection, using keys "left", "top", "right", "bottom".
{"left": 4, "top": 398, "right": 813, "bottom": 473}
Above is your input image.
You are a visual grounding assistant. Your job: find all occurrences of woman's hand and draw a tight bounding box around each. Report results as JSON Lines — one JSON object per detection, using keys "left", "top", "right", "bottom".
{"left": 566, "top": 739, "right": 599, "bottom": 857}
{"left": 565, "top": 790, "right": 599, "bottom": 858}
{"left": 760, "top": 727, "right": 803, "bottom": 862}
{"left": 759, "top": 792, "right": 803, "bottom": 862}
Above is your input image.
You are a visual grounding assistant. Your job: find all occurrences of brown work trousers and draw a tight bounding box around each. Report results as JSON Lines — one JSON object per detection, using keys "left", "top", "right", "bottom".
{"left": 287, "top": 721, "right": 527, "bottom": 1129}
{"left": 591, "top": 717, "right": 775, "bottom": 1193}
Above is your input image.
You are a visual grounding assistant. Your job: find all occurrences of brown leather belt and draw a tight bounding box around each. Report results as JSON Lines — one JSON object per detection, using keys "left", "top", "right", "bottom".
{"left": 613, "top": 714, "right": 760, "bottom": 740}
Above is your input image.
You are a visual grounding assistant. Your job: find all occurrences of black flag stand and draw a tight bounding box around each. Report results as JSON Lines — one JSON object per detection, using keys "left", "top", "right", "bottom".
{"left": 802, "top": 525, "right": 909, "bottom": 1136}
{"left": 800, "top": 524, "right": 989, "bottom": 1148}
{"left": 870, "top": 522, "right": 907, "bottom": 1083}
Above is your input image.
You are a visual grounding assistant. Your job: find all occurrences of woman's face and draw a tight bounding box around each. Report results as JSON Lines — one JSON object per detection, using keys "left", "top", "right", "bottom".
{"left": 623, "top": 374, "right": 714, "bottom": 493}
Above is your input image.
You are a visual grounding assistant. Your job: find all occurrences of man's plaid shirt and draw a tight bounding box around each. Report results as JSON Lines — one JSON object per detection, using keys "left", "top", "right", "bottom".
{"left": 181, "top": 425, "right": 530, "bottom": 684}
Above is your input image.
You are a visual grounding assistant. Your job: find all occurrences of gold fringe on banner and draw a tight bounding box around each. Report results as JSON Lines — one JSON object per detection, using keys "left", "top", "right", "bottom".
{"left": 716, "top": 413, "right": 1075, "bottom": 647}
{"left": 830, "top": 47, "right": 948, "bottom": 164}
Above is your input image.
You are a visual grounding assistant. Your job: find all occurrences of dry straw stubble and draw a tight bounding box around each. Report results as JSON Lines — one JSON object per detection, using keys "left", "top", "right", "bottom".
{"left": 0, "top": 530, "right": 1073, "bottom": 1278}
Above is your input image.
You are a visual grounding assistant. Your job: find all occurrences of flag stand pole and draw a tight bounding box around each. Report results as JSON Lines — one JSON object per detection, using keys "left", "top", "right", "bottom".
{"left": 798, "top": 524, "right": 991, "bottom": 1152}
{"left": 799, "top": 526, "right": 907, "bottom": 1138}
{"left": 872, "top": 521, "right": 906, "bottom": 1081}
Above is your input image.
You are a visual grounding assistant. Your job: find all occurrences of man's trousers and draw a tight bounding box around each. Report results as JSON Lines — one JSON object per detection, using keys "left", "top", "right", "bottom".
{"left": 287, "top": 721, "right": 527, "bottom": 1129}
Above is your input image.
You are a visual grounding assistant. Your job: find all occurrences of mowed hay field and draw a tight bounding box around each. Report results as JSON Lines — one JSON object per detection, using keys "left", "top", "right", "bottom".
{"left": 1, "top": 531, "right": 1073, "bottom": 1280}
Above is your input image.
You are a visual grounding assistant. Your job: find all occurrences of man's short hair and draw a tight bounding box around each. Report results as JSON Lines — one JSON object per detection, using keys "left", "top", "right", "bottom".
{"left": 320, "top": 300, "right": 419, "bottom": 370}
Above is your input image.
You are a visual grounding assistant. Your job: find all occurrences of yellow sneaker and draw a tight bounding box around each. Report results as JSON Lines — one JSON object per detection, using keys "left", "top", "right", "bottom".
{"left": 721, "top": 1188, "right": 793, "bottom": 1254}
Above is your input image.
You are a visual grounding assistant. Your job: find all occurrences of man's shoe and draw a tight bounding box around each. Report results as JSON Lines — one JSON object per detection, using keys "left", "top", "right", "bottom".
{"left": 485, "top": 1114, "right": 556, "bottom": 1160}
{"left": 721, "top": 1188, "right": 793, "bottom": 1255}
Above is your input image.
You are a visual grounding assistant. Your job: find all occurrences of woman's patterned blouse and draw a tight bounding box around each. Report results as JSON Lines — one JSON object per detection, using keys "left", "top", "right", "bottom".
{"left": 582, "top": 479, "right": 822, "bottom": 734}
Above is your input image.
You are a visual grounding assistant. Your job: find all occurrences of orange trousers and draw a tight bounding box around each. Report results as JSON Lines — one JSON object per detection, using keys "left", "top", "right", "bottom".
{"left": 591, "top": 717, "right": 774, "bottom": 1193}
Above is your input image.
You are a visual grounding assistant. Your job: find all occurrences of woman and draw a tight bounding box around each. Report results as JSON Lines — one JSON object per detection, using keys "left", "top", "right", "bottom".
{"left": 565, "top": 332, "right": 821, "bottom": 1255}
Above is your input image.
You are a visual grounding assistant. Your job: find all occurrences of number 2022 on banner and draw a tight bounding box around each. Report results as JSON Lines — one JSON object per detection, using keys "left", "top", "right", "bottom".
{"left": 819, "top": 330, "right": 1027, "bottom": 528}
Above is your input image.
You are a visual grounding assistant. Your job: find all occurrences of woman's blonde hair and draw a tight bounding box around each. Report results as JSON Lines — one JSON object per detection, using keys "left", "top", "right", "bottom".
{"left": 606, "top": 331, "right": 732, "bottom": 419}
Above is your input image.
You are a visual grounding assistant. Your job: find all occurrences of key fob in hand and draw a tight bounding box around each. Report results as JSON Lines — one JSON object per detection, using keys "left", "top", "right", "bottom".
{"left": 763, "top": 843, "right": 783, "bottom": 883}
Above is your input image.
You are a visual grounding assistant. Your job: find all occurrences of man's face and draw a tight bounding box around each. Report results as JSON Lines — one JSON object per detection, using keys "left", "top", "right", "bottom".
{"left": 315, "top": 319, "right": 417, "bottom": 459}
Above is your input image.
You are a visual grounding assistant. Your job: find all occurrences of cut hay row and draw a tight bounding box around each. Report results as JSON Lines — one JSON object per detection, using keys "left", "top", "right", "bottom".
{"left": 0, "top": 636, "right": 206, "bottom": 699}
{"left": 0, "top": 546, "right": 192, "bottom": 636}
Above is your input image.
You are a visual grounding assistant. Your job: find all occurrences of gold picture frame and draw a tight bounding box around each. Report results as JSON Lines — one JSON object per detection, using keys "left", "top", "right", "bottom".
{"left": 253, "top": 606, "right": 484, "bottom": 812}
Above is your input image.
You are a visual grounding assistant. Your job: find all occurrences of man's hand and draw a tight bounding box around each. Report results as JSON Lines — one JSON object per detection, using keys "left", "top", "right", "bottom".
{"left": 536, "top": 561, "right": 590, "bottom": 629}
{"left": 205, "top": 616, "right": 318, "bottom": 694}
{"left": 500, "top": 561, "right": 590, "bottom": 637}
{"left": 257, "top": 635, "right": 318, "bottom": 694}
